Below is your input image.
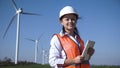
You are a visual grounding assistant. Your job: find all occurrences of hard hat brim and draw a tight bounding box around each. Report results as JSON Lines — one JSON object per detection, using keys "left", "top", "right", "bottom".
{"left": 59, "top": 13, "right": 79, "bottom": 20}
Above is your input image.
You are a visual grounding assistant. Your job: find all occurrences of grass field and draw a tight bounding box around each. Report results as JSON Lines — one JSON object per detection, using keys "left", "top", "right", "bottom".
{"left": 91, "top": 65, "right": 120, "bottom": 68}
{"left": 0, "top": 64, "right": 120, "bottom": 68}
{"left": 0, "top": 64, "right": 51, "bottom": 68}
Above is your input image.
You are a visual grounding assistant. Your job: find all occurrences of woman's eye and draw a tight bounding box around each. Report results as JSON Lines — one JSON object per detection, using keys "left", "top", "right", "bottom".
{"left": 71, "top": 19, "right": 75, "bottom": 21}
{"left": 66, "top": 18, "right": 69, "bottom": 21}
{"left": 64, "top": 18, "right": 76, "bottom": 22}
{"left": 72, "top": 18, "right": 76, "bottom": 21}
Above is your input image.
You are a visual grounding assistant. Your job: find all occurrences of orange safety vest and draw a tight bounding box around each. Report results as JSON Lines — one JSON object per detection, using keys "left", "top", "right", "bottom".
{"left": 56, "top": 34, "right": 90, "bottom": 68}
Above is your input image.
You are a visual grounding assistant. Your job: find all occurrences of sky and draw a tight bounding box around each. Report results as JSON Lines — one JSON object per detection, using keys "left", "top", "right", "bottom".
{"left": 0, "top": 0, "right": 120, "bottom": 65}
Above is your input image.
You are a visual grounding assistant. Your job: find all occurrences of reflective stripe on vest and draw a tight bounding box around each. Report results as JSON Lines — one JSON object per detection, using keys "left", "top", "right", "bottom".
{"left": 56, "top": 34, "right": 90, "bottom": 68}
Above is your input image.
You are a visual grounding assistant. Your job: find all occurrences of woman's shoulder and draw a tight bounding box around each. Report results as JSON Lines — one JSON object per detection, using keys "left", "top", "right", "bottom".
{"left": 50, "top": 34, "right": 60, "bottom": 44}
{"left": 50, "top": 34, "right": 63, "bottom": 50}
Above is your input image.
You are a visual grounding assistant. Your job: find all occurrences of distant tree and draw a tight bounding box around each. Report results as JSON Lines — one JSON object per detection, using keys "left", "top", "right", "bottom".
{"left": 0, "top": 57, "right": 14, "bottom": 66}
{"left": 3, "top": 57, "right": 12, "bottom": 62}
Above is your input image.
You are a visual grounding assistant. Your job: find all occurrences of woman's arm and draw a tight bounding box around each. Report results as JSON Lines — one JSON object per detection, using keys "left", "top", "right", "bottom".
{"left": 57, "top": 55, "right": 84, "bottom": 67}
{"left": 49, "top": 35, "right": 66, "bottom": 67}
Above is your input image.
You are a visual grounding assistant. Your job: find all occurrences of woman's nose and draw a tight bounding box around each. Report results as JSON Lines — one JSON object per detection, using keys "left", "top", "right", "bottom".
{"left": 68, "top": 19, "right": 72, "bottom": 22}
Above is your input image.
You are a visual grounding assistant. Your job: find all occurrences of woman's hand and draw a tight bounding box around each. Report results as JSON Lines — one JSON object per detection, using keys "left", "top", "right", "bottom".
{"left": 63, "top": 55, "right": 84, "bottom": 66}
{"left": 74, "top": 55, "right": 84, "bottom": 64}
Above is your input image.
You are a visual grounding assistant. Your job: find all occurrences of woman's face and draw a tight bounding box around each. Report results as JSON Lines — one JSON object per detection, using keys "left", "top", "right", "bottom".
{"left": 60, "top": 14, "right": 77, "bottom": 32}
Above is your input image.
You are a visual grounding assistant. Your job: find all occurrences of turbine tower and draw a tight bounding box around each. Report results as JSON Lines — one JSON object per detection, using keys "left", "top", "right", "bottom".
{"left": 42, "top": 49, "right": 48, "bottom": 64}
{"left": 42, "top": 49, "right": 45, "bottom": 65}
{"left": 3, "top": 0, "right": 40, "bottom": 64}
{"left": 25, "top": 34, "right": 43, "bottom": 63}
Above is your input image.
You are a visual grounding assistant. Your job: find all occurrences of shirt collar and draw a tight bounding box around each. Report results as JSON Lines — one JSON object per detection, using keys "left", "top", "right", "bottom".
{"left": 59, "top": 30, "right": 78, "bottom": 39}
{"left": 59, "top": 30, "right": 67, "bottom": 37}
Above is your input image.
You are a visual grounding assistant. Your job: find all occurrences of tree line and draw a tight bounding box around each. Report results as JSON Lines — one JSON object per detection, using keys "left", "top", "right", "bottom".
{"left": 0, "top": 57, "right": 35, "bottom": 66}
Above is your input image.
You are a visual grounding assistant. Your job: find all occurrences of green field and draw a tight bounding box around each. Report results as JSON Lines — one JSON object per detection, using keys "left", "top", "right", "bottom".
{"left": 92, "top": 65, "right": 120, "bottom": 68}
{"left": 0, "top": 64, "right": 51, "bottom": 68}
{"left": 0, "top": 64, "right": 120, "bottom": 68}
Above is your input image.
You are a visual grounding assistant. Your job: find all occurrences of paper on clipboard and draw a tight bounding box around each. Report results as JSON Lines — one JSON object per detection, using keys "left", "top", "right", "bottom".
{"left": 82, "top": 40, "right": 95, "bottom": 60}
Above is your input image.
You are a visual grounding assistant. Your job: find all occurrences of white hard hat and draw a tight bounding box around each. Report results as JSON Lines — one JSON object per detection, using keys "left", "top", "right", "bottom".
{"left": 59, "top": 6, "right": 78, "bottom": 19}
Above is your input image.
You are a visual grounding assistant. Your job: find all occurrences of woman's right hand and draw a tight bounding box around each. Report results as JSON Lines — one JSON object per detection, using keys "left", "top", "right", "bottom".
{"left": 74, "top": 55, "right": 84, "bottom": 64}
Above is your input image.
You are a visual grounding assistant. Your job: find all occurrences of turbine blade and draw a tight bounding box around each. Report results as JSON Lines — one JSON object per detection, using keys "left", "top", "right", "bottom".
{"left": 3, "top": 13, "right": 17, "bottom": 38}
{"left": 25, "top": 38, "right": 35, "bottom": 42}
{"left": 12, "top": 0, "right": 18, "bottom": 11}
{"left": 22, "top": 12, "right": 41, "bottom": 16}
{"left": 38, "top": 33, "right": 44, "bottom": 41}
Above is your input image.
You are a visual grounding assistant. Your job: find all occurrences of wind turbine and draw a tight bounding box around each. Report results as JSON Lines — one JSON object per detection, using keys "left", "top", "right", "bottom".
{"left": 25, "top": 34, "right": 43, "bottom": 63}
{"left": 3, "top": 0, "right": 40, "bottom": 64}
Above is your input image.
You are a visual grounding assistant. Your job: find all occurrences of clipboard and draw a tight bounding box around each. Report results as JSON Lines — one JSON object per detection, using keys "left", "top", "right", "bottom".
{"left": 82, "top": 40, "right": 95, "bottom": 60}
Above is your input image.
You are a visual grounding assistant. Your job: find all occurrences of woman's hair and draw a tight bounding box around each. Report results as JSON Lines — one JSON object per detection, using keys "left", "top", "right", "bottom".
{"left": 62, "top": 26, "right": 79, "bottom": 36}
{"left": 74, "top": 27, "right": 79, "bottom": 36}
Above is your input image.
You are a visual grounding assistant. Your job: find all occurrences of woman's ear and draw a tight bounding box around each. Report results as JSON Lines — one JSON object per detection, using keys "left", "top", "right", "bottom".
{"left": 59, "top": 20, "right": 64, "bottom": 26}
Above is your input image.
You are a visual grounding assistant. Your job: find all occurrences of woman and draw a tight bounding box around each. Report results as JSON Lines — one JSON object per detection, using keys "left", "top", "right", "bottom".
{"left": 49, "top": 6, "right": 94, "bottom": 68}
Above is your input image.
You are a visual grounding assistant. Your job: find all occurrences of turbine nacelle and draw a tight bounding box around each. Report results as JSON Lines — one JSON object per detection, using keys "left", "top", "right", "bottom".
{"left": 35, "top": 40, "right": 38, "bottom": 43}
{"left": 16, "top": 8, "right": 23, "bottom": 14}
